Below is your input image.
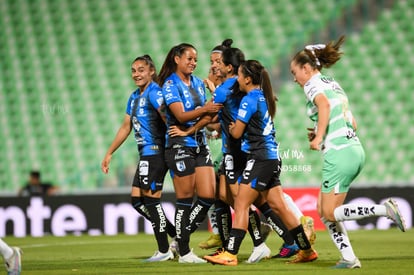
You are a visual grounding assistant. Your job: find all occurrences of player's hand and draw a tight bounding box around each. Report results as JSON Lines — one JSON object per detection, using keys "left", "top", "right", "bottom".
{"left": 309, "top": 135, "right": 323, "bottom": 151}
{"left": 101, "top": 154, "right": 112, "bottom": 174}
{"left": 307, "top": 127, "right": 316, "bottom": 141}
{"left": 168, "top": 125, "right": 189, "bottom": 137}
{"left": 204, "top": 78, "right": 216, "bottom": 93}
{"left": 203, "top": 100, "right": 223, "bottom": 113}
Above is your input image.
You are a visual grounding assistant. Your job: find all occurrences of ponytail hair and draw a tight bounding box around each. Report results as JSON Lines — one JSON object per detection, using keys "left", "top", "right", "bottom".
{"left": 292, "top": 35, "right": 345, "bottom": 70}
{"left": 133, "top": 54, "right": 158, "bottom": 82}
{"left": 211, "top": 38, "right": 233, "bottom": 53}
{"left": 240, "top": 60, "right": 276, "bottom": 119}
{"left": 157, "top": 43, "right": 196, "bottom": 86}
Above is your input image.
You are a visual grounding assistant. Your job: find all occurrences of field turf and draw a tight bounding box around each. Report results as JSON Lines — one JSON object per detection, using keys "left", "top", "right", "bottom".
{"left": 5, "top": 229, "right": 413, "bottom": 274}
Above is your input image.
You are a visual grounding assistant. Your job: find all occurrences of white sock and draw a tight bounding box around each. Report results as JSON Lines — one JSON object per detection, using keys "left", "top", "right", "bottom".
{"left": 208, "top": 205, "right": 219, "bottom": 234}
{"left": 0, "top": 239, "right": 13, "bottom": 260}
{"left": 283, "top": 193, "right": 303, "bottom": 219}
{"left": 322, "top": 217, "right": 356, "bottom": 262}
{"left": 334, "top": 204, "right": 387, "bottom": 221}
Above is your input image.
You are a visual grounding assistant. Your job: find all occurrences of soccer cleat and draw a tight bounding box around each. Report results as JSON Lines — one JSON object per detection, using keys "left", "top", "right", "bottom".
{"left": 384, "top": 198, "right": 406, "bottom": 232}
{"left": 5, "top": 247, "right": 22, "bottom": 275}
{"left": 333, "top": 257, "right": 361, "bottom": 269}
{"left": 204, "top": 250, "right": 238, "bottom": 266}
{"left": 288, "top": 248, "right": 318, "bottom": 264}
{"left": 300, "top": 216, "right": 316, "bottom": 245}
{"left": 272, "top": 243, "right": 299, "bottom": 258}
{"left": 260, "top": 222, "right": 273, "bottom": 242}
{"left": 207, "top": 247, "right": 225, "bottom": 257}
{"left": 178, "top": 250, "right": 207, "bottom": 264}
{"left": 169, "top": 238, "right": 179, "bottom": 256}
{"left": 143, "top": 250, "right": 174, "bottom": 262}
{"left": 246, "top": 242, "right": 271, "bottom": 263}
{"left": 198, "top": 234, "right": 222, "bottom": 249}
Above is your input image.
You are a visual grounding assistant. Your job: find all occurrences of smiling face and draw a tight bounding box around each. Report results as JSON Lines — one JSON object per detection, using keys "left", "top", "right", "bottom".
{"left": 210, "top": 52, "right": 223, "bottom": 78}
{"left": 174, "top": 47, "right": 197, "bottom": 76}
{"left": 290, "top": 60, "right": 312, "bottom": 88}
{"left": 131, "top": 60, "right": 154, "bottom": 90}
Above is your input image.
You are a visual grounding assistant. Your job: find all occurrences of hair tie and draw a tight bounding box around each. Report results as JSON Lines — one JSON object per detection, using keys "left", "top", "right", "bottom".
{"left": 305, "top": 44, "right": 326, "bottom": 66}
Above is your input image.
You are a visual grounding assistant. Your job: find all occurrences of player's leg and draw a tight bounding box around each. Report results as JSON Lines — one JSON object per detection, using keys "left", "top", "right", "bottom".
{"left": 254, "top": 195, "right": 298, "bottom": 258}
{"left": 283, "top": 193, "right": 316, "bottom": 246}
{"left": 0, "top": 238, "right": 21, "bottom": 274}
{"left": 141, "top": 155, "right": 174, "bottom": 262}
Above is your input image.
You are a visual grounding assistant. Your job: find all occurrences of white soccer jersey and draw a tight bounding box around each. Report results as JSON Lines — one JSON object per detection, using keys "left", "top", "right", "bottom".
{"left": 304, "top": 73, "right": 361, "bottom": 152}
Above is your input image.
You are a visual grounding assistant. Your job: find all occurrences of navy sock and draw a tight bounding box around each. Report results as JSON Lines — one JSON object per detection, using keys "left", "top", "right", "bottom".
{"left": 248, "top": 209, "right": 263, "bottom": 247}
{"left": 131, "top": 196, "right": 151, "bottom": 221}
{"left": 189, "top": 197, "right": 215, "bottom": 233}
{"left": 258, "top": 202, "right": 295, "bottom": 245}
{"left": 215, "top": 199, "right": 232, "bottom": 247}
{"left": 144, "top": 197, "right": 169, "bottom": 253}
{"left": 227, "top": 228, "right": 246, "bottom": 255}
{"left": 176, "top": 198, "right": 193, "bottom": 256}
{"left": 290, "top": 224, "right": 311, "bottom": 250}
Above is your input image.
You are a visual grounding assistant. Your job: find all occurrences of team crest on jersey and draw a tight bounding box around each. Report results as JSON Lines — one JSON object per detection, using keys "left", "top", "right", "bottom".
{"left": 198, "top": 86, "right": 204, "bottom": 96}
{"left": 176, "top": 161, "right": 186, "bottom": 172}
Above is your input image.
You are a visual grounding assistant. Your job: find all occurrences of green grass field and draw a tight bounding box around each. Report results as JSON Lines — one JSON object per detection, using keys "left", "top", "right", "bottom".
{"left": 4, "top": 229, "right": 413, "bottom": 275}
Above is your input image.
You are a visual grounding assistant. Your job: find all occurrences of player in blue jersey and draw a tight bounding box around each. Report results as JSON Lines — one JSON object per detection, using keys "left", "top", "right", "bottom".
{"left": 101, "top": 55, "right": 175, "bottom": 262}
{"left": 290, "top": 36, "right": 406, "bottom": 268}
{"left": 158, "top": 43, "right": 223, "bottom": 264}
{"left": 204, "top": 60, "right": 318, "bottom": 266}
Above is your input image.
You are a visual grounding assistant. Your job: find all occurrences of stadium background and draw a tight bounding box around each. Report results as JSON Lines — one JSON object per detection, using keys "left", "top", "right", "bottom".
{"left": 0, "top": 0, "right": 413, "bottom": 195}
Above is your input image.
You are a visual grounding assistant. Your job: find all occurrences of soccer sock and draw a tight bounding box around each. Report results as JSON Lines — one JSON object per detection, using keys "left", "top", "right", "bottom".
{"left": 0, "top": 239, "right": 13, "bottom": 260}
{"left": 283, "top": 193, "right": 303, "bottom": 219}
{"left": 248, "top": 209, "right": 263, "bottom": 247}
{"left": 258, "top": 203, "right": 295, "bottom": 245}
{"left": 166, "top": 220, "right": 176, "bottom": 238}
{"left": 175, "top": 197, "right": 193, "bottom": 256}
{"left": 188, "top": 197, "right": 215, "bottom": 233}
{"left": 215, "top": 199, "right": 232, "bottom": 246}
{"left": 131, "top": 196, "right": 151, "bottom": 221}
{"left": 208, "top": 204, "right": 219, "bottom": 235}
{"left": 227, "top": 228, "right": 246, "bottom": 255}
{"left": 334, "top": 204, "right": 387, "bottom": 221}
{"left": 289, "top": 224, "right": 311, "bottom": 250}
{"left": 322, "top": 217, "right": 357, "bottom": 261}
{"left": 144, "top": 197, "right": 169, "bottom": 253}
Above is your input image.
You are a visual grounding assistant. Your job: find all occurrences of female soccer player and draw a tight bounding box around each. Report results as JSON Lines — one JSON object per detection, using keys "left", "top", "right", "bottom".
{"left": 158, "top": 43, "right": 223, "bottom": 263}
{"left": 101, "top": 55, "right": 175, "bottom": 262}
{"left": 289, "top": 36, "right": 406, "bottom": 268}
{"left": 204, "top": 60, "right": 318, "bottom": 266}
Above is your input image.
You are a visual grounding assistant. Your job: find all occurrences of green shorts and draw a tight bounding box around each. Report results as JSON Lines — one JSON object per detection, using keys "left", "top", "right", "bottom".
{"left": 321, "top": 144, "right": 365, "bottom": 194}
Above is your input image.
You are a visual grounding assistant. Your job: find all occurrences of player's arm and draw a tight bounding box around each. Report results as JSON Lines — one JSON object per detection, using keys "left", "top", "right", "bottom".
{"left": 168, "top": 114, "right": 215, "bottom": 137}
{"left": 310, "top": 93, "right": 330, "bottom": 150}
{"left": 101, "top": 114, "right": 132, "bottom": 173}
{"left": 229, "top": 120, "right": 246, "bottom": 139}
{"left": 168, "top": 100, "right": 222, "bottom": 124}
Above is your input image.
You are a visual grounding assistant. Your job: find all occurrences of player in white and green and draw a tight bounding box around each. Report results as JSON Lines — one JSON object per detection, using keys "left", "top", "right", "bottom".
{"left": 290, "top": 36, "right": 406, "bottom": 269}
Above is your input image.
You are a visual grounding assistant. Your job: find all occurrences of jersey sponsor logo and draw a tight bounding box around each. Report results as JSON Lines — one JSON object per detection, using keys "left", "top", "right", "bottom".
{"left": 183, "top": 89, "right": 190, "bottom": 98}
{"left": 238, "top": 109, "right": 247, "bottom": 118}
{"left": 176, "top": 161, "right": 186, "bottom": 172}
{"left": 241, "top": 102, "right": 248, "bottom": 109}
{"left": 185, "top": 101, "right": 191, "bottom": 108}
{"left": 165, "top": 93, "right": 173, "bottom": 101}
{"left": 320, "top": 75, "right": 334, "bottom": 84}
{"left": 139, "top": 160, "right": 149, "bottom": 176}
{"left": 139, "top": 98, "right": 146, "bottom": 107}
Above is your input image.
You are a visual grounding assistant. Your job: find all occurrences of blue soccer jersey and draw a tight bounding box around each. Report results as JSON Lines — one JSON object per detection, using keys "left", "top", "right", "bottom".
{"left": 126, "top": 81, "right": 166, "bottom": 156}
{"left": 213, "top": 77, "right": 244, "bottom": 154}
{"left": 236, "top": 89, "right": 278, "bottom": 160}
{"left": 163, "top": 72, "right": 207, "bottom": 148}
